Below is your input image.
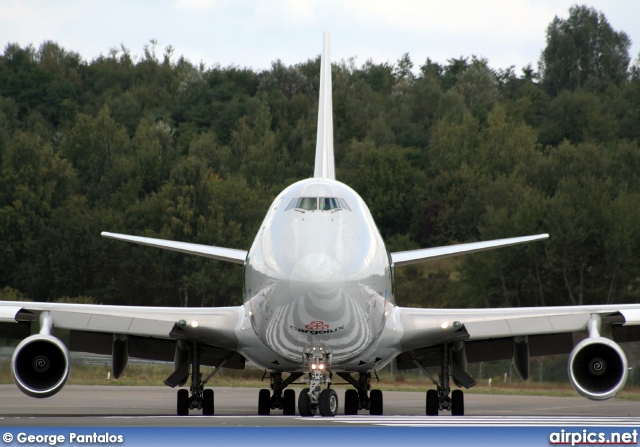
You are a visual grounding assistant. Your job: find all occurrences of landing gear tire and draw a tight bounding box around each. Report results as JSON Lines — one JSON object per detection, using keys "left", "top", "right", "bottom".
{"left": 202, "top": 389, "right": 214, "bottom": 416}
{"left": 344, "top": 389, "right": 358, "bottom": 415}
{"left": 451, "top": 389, "right": 464, "bottom": 416}
{"left": 369, "top": 389, "right": 383, "bottom": 415}
{"left": 177, "top": 389, "right": 189, "bottom": 416}
{"left": 283, "top": 389, "right": 296, "bottom": 415}
{"left": 298, "top": 388, "right": 316, "bottom": 416}
{"left": 426, "top": 389, "right": 439, "bottom": 416}
{"left": 258, "top": 388, "right": 271, "bottom": 415}
{"left": 319, "top": 389, "right": 338, "bottom": 417}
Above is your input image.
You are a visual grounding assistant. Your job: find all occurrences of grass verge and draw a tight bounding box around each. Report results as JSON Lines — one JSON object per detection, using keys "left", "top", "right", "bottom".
{"left": 3, "top": 361, "right": 640, "bottom": 401}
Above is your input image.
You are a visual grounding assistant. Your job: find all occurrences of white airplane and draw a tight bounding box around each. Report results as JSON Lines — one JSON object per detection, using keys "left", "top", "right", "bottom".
{"left": 1, "top": 32, "right": 638, "bottom": 417}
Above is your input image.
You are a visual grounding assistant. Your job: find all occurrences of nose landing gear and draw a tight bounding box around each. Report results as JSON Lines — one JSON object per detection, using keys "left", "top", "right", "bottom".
{"left": 298, "top": 348, "right": 337, "bottom": 417}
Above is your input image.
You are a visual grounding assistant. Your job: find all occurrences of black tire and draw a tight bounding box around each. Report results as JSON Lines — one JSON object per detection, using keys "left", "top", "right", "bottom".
{"left": 177, "top": 389, "right": 189, "bottom": 416}
{"left": 202, "top": 389, "right": 214, "bottom": 416}
{"left": 258, "top": 388, "right": 271, "bottom": 415}
{"left": 283, "top": 389, "right": 296, "bottom": 415}
{"left": 319, "top": 389, "right": 338, "bottom": 417}
{"left": 451, "top": 389, "right": 464, "bottom": 416}
{"left": 344, "top": 389, "right": 358, "bottom": 415}
{"left": 369, "top": 389, "right": 383, "bottom": 415}
{"left": 426, "top": 389, "right": 439, "bottom": 416}
{"left": 298, "top": 388, "right": 316, "bottom": 416}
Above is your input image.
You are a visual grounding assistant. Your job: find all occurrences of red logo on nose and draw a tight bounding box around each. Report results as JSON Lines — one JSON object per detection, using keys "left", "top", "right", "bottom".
{"left": 305, "top": 321, "right": 329, "bottom": 330}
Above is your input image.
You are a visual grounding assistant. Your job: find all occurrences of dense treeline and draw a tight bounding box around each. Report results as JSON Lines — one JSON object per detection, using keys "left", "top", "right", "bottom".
{"left": 1, "top": 5, "right": 640, "bottom": 310}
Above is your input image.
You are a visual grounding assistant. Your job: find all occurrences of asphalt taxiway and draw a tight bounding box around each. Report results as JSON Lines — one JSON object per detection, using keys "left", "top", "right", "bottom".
{"left": 1, "top": 385, "right": 639, "bottom": 427}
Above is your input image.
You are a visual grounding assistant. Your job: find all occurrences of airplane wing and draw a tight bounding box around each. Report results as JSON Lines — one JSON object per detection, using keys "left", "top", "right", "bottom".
{"left": 395, "top": 303, "right": 640, "bottom": 398}
{"left": 0, "top": 300, "right": 244, "bottom": 366}
{"left": 101, "top": 232, "right": 248, "bottom": 264}
{"left": 0, "top": 233, "right": 248, "bottom": 399}
{"left": 397, "top": 303, "right": 640, "bottom": 353}
{"left": 390, "top": 234, "right": 549, "bottom": 267}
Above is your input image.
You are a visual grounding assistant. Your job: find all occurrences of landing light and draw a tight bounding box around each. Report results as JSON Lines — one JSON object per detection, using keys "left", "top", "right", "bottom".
{"left": 440, "top": 321, "right": 449, "bottom": 329}
{"left": 191, "top": 321, "right": 199, "bottom": 328}
{"left": 311, "top": 363, "right": 317, "bottom": 370}
{"left": 318, "top": 363, "right": 325, "bottom": 370}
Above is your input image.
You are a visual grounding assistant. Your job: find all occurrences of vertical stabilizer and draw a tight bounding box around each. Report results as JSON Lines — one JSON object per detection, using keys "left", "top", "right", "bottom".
{"left": 313, "top": 31, "right": 335, "bottom": 180}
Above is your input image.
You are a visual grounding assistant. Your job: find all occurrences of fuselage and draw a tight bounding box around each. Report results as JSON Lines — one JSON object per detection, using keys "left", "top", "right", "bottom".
{"left": 240, "top": 178, "right": 396, "bottom": 371}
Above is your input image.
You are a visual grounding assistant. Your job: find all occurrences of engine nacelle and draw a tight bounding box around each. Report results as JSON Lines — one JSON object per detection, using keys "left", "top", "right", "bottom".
{"left": 11, "top": 334, "right": 71, "bottom": 398}
{"left": 568, "top": 337, "right": 627, "bottom": 401}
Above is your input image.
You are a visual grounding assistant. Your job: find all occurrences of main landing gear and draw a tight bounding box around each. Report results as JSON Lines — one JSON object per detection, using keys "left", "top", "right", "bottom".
{"left": 164, "top": 341, "right": 227, "bottom": 416}
{"left": 336, "top": 372, "right": 383, "bottom": 415}
{"left": 297, "top": 347, "right": 339, "bottom": 417}
{"left": 418, "top": 342, "right": 476, "bottom": 416}
{"left": 258, "top": 372, "right": 303, "bottom": 415}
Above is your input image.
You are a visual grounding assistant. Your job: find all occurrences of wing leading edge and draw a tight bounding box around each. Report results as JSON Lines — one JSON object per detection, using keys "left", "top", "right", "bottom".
{"left": 390, "top": 233, "right": 549, "bottom": 267}
{"left": 0, "top": 300, "right": 243, "bottom": 369}
{"left": 0, "top": 300, "right": 241, "bottom": 347}
{"left": 101, "top": 232, "right": 247, "bottom": 264}
{"left": 395, "top": 303, "right": 640, "bottom": 370}
{"left": 397, "top": 303, "right": 640, "bottom": 351}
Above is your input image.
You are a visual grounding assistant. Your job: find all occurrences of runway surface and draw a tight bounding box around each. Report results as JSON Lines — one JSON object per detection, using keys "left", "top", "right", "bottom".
{"left": 1, "top": 385, "right": 639, "bottom": 427}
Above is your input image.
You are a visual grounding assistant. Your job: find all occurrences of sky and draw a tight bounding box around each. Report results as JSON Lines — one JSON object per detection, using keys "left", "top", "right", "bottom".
{"left": 0, "top": 0, "right": 639, "bottom": 75}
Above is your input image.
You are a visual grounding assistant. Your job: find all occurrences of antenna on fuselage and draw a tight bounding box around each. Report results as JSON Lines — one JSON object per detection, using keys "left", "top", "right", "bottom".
{"left": 313, "top": 31, "right": 335, "bottom": 180}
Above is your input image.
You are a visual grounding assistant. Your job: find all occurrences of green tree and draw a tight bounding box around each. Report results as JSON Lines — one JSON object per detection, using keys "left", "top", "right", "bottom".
{"left": 540, "top": 5, "right": 631, "bottom": 95}
{"left": 473, "top": 106, "right": 538, "bottom": 177}
{"left": 339, "top": 140, "right": 425, "bottom": 239}
{"left": 0, "top": 130, "right": 77, "bottom": 298}
{"left": 456, "top": 57, "right": 498, "bottom": 115}
{"left": 59, "top": 106, "right": 135, "bottom": 206}
{"left": 538, "top": 89, "right": 618, "bottom": 146}
{"left": 393, "top": 53, "right": 415, "bottom": 90}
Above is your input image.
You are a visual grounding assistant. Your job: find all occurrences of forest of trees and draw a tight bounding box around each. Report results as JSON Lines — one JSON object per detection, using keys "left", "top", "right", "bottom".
{"left": 1, "top": 5, "right": 639, "bottom": 311}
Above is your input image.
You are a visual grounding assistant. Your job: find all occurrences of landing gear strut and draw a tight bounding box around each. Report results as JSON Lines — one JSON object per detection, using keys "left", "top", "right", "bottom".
{"left": 337, "top": 372, "right": 383, "bottom": 415}
{"left": 258, "top": 372, "right": 302, "bottom": 415}
{"left": 298, "top": 348, "right": 337, "bottom": 417}
{"left": 167, "top": 341, "right": 227, "bottom": 416}
{"left": 420, "top": 343, "right": 473, "bottom": 416}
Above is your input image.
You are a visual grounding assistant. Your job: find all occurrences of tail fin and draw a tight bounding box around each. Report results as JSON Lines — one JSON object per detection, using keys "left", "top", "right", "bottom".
{"left": 313, "top": 31, "right": 335, "bottom": 180}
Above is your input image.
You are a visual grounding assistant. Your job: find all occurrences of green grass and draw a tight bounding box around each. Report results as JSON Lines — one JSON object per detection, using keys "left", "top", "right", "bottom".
{"left": 0, "top": 360, "right": 268, "bottom": 387}
{"left": 3, "top": 360, "right": 640, "bottom": 401}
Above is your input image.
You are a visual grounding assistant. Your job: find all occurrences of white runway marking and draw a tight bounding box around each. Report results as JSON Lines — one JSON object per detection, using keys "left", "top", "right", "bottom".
{"left": 304, "top": 416, "right": 640, "bottom": 427}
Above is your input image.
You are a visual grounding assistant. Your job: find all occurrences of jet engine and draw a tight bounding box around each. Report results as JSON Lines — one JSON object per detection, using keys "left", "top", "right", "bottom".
{"left": 568, "top": 337, "right": 627, "bottom": 401}
{"left": 11, "top": 334, "right": 71, "bottom": 398}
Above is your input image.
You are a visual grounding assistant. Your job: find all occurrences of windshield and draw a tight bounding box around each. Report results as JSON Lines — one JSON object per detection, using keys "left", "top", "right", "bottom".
{"left": 319, "top": 197, "right": 339, "bottom": 210}
{"left": 296, "top": 197, "right": 318, "bottom": 211}
{"left": 290, "top": 197, "right": 350, "bottom": 212}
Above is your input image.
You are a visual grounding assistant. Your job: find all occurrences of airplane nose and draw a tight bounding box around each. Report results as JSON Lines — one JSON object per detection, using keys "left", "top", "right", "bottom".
{"left": 289, "top": 253, "right": 345, "bottom": 309}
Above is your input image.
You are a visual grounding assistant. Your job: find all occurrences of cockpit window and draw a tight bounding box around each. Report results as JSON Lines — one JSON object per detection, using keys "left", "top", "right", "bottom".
{"left": 296, "top": 197, "right": 318, "bottom": 210}
{"left": 285, "top": 198, "right": 297, "bottom": 211}
{"left": 338, "top": 198, "right": 352, "bottom": 211}
{"left": 287, "top": 197, "right": 351, "bottom": 212}
{"left": 319, "top": 197, "right": 339, "bottom": 210}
